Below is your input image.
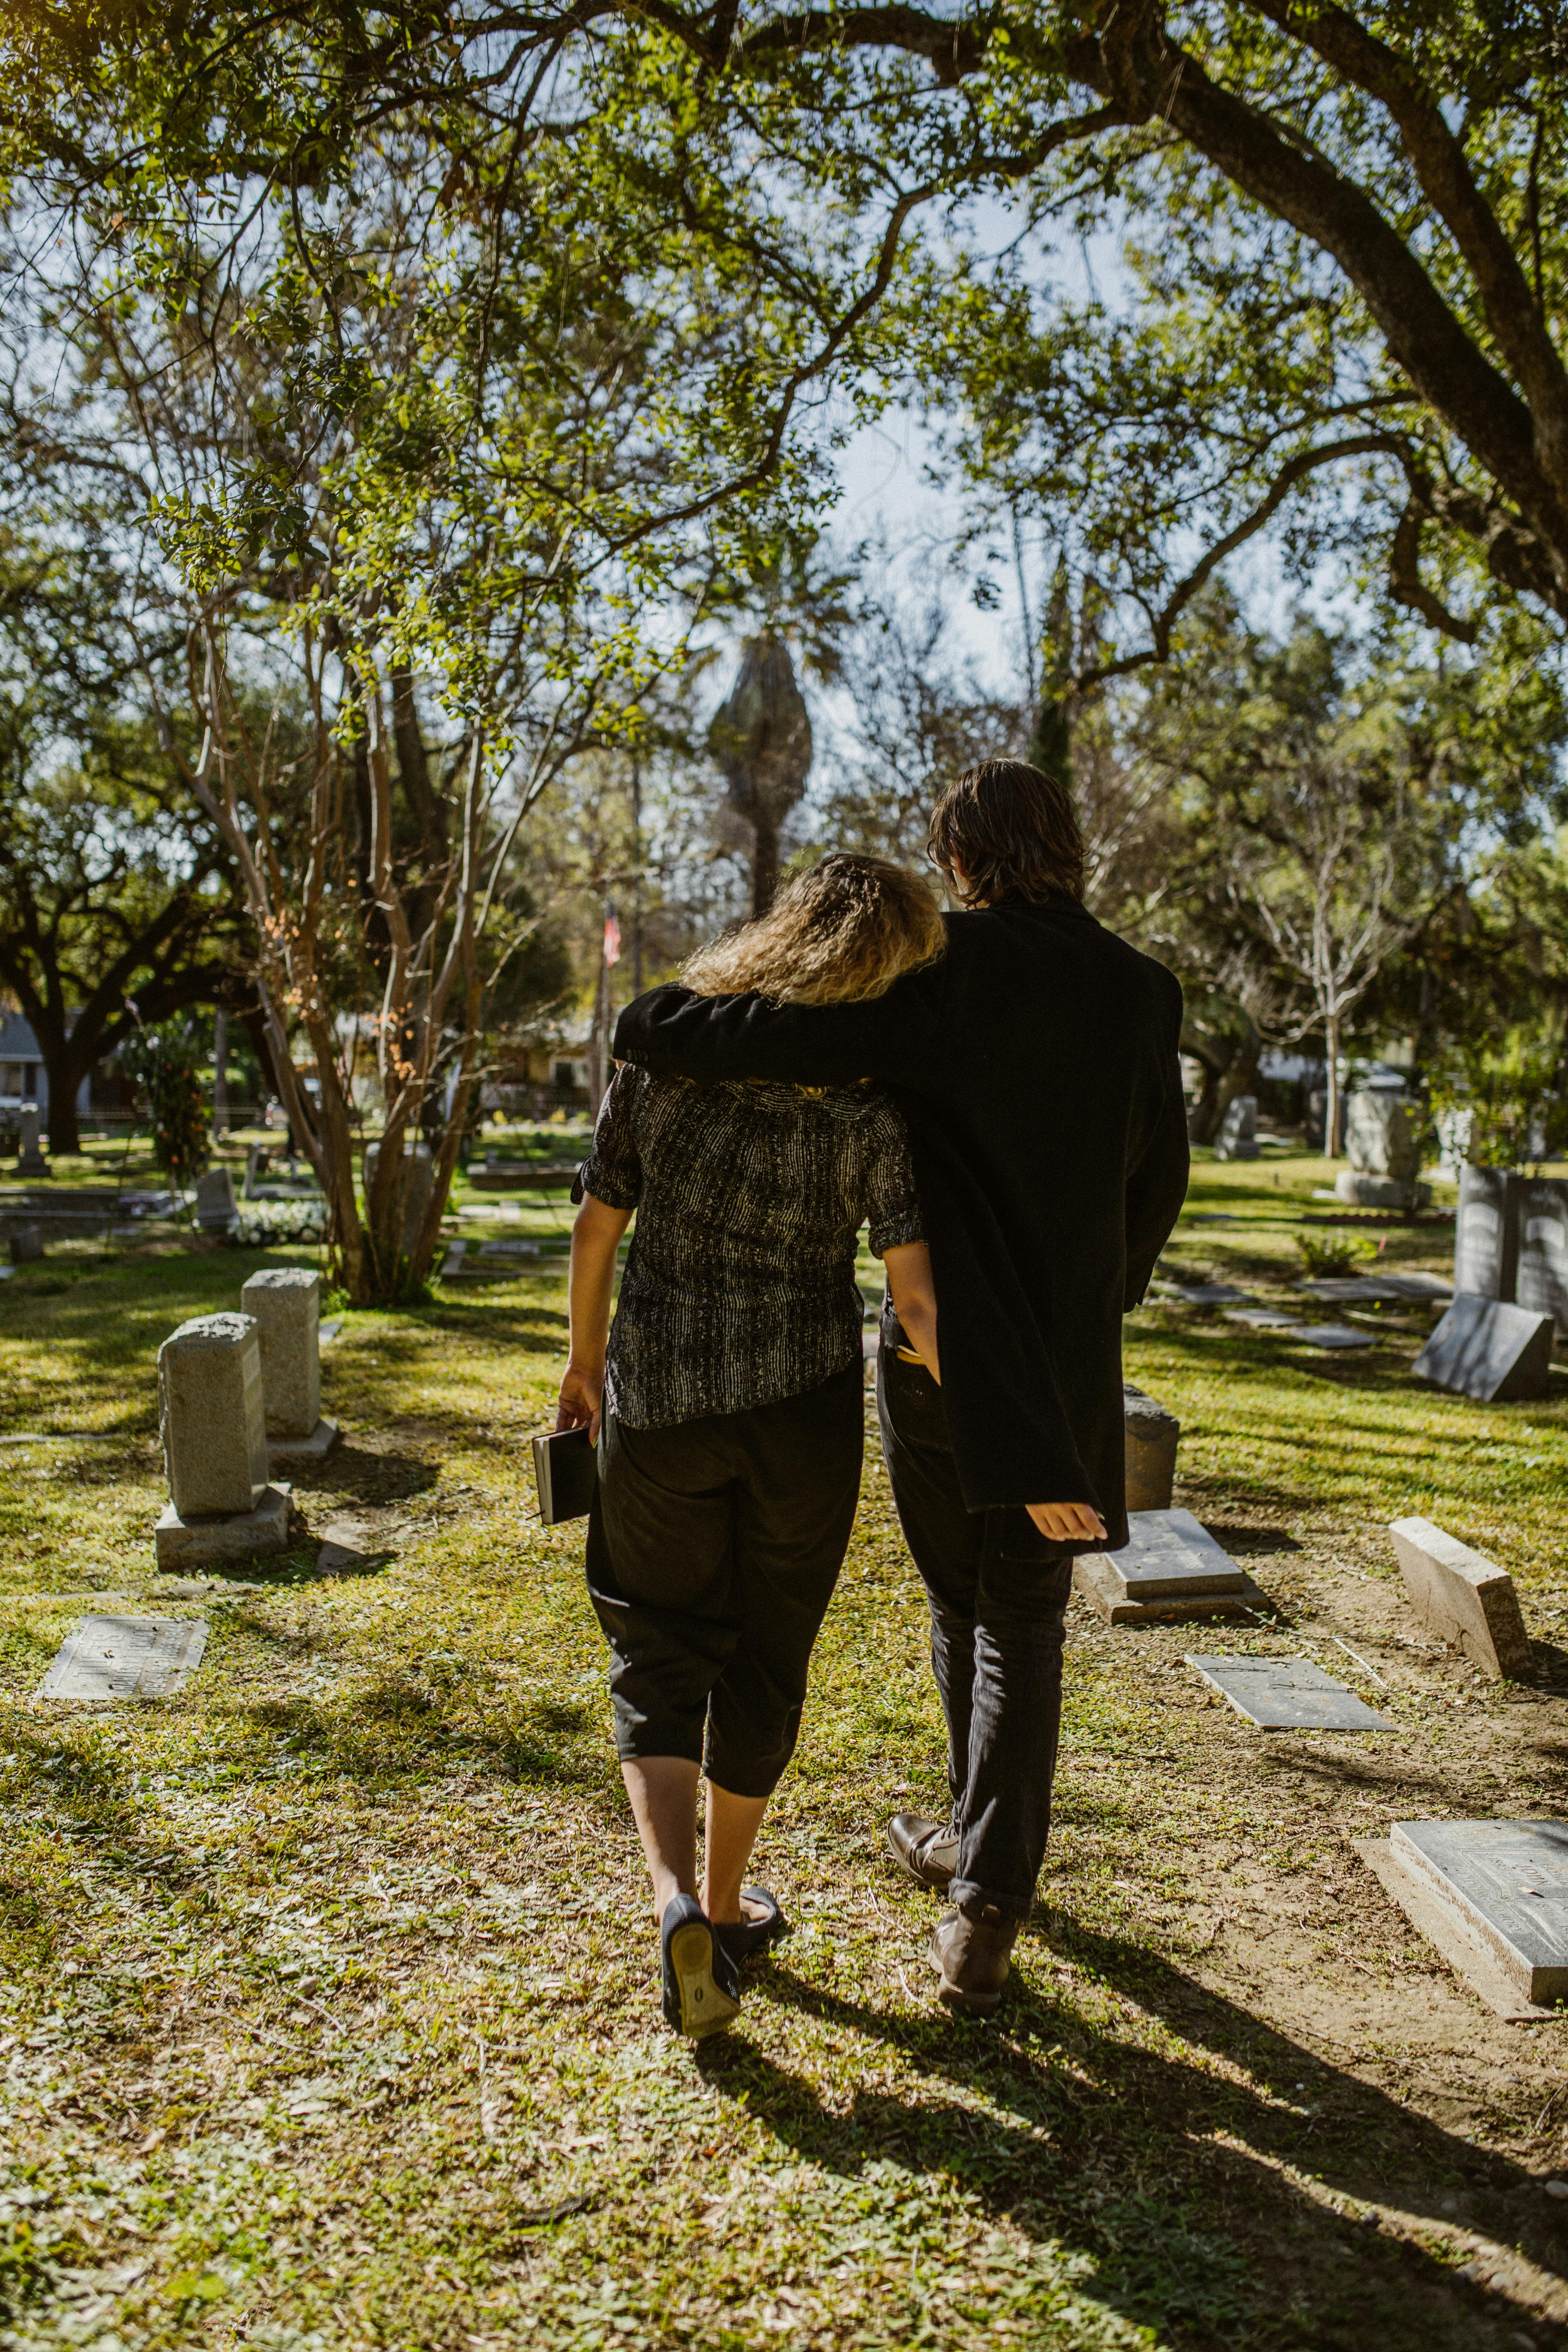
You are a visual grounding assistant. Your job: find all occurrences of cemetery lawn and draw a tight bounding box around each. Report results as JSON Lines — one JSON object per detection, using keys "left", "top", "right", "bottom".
{"left": 2, "top": 1152, "right": 1568, "bottom": 2351}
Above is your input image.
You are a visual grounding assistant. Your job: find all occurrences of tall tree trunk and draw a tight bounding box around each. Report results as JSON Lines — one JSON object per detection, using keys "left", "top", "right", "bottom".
{"left": 212, "top": 1007, "right": 229, "bottom": 1137}
{"left": 752, "top": 815, "right": 779, "bottom": 918}
{"left": 1324, "top": 1012, "right": 1342, "bottom": 1160}
{"left": 44, "top": 1056, "right": 82, "bottom": 1155}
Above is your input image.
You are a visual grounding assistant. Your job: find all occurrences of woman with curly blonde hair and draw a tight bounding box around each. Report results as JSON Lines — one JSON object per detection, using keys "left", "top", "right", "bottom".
{"left": 555, "top": 854, "right": 943, "bottom": 2039}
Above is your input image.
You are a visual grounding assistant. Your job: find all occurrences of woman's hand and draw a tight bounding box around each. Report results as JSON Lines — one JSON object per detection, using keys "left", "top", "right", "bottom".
{"left": 883, "top": 1240, "right": 940, "bottom": 1382}
{"left": 1027, "top": 1501, "right": 1108, "bottom": 1545}
{"left": 556, "top": 1362, "right": 605, "bottom": 1443}
{"left": 562, "top": 1193, "right": 633, "bottom": 1446}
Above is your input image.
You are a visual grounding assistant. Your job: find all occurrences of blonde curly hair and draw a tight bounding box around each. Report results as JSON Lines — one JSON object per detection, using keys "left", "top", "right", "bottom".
{"left": 682, "top": 853, "right": 945, "bottom": 1007}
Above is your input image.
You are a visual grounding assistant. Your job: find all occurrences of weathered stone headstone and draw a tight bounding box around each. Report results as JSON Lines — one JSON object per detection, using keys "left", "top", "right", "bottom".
{"left": 1212, "top": 1095, "right": 1260, "bottom": 1161}
{"left": 16, "top": 1106, "right": 46, "bottom": 1177}
{"left": 363, "top": 1139, "right": 435, "bottom": 1253}
{"left": 1346, "top": 1088, "right": 1419, "bottom": 1176}
{"left": 1516, "top": 1176, "right": 1568, "bottom": 1340}
{"left": 1391, "top": 1820, "right": 1568, "bottom": 2006}
{"left": 244, "top": 1143, "right": 270, "bottom": 1199}
{"left": 8, "top": 1225, "right": 43, "bottom": 1264}
{"left": 1336, "top": 1090, "right": 1430, "bottom": 1209}
{"left": 1389, "top": 1515, "right": 1533, "bottom": 1679}
{"left": 1413, "top": 1293, "right": 1554, "bottom": 1402}
{"left": 1074, "top": 1508, "right": 1261, "bottom": 1625}
{"left": 1184, "top": 1653, "right": 1395, "bottom": 1730}
{"left": 240, "top": 1266, "right": 338, "bottom": 1465}
{"left": 158, "top": 1312, "right": 269, "bottom": 1515}
{"left": 1122, "top": 1385, "right": 1179, "bottom": 1512}
{"left": 41, "top": 1615, "right": 208, "bottom": 1700}
{"left": 193, "top": 1167, "right": 238, "bottom": 1232}
{"left": 1453, "top": 1164, "right": 1518, "bottom": 1301}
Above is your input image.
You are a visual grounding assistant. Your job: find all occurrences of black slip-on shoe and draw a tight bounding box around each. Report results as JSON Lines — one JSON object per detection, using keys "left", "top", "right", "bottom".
{"left": 660, "top": 1894, "right": 741, "bottom": 2039}
{"left": 887, "top": 1811, "right": 959, "bottom": 1892}
{"left": 715, "top": 1886, "right": 789, "bottom": 1970}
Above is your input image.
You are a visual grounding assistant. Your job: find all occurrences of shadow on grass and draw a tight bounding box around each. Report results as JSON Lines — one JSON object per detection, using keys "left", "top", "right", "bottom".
{"left": 706, "top": 1927, "right": 1568, "bottom": 2350}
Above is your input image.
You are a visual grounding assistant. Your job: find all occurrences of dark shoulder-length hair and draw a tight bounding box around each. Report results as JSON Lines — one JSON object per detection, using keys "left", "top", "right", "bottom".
{"left": 927, "top": 758, "right": 1085, "bottom": 906}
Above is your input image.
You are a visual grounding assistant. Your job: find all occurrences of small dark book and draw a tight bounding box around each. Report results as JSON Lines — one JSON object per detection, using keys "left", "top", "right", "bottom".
{"left": 530, "top": 1426, "right": 597, "bottom": 1524}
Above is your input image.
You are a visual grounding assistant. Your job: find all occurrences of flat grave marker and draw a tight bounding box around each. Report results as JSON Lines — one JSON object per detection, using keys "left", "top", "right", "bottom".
{"left": 42, "top": 1614, "right": 208, "bottom": 1700}
{"left": 1294, "top": 1324, "right": 1375, "bottom": 1351}
{"left": 1225, "top": 1307, "right": 1302, "bottom": 1330}
{"left": 1367, "top": 1820, "right": 1568, "bottom": 2011}
{"left": 1184, "top": 1652, "right": 1396, "bottom": 1730}
{"left": 1161, "top": 1282, "right": 1252, "bottom": 1305}
{"left": 1076, "top": 1509, "right": 1268, "bottom": 1625}
{"left": 1414, "top": 1294, "right": 1554, "bottom": 1402}
{"left": 1299, "top": 1276, "right": 1417, "bottom": 1305}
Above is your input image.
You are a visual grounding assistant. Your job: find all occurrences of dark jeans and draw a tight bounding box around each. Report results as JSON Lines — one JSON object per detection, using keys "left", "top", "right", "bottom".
{"left": 877, "top": 1325, "right": 1074, "bottom": 1919}
{"left": 585, "top": 1358, "right": 863, "bottom": 1799}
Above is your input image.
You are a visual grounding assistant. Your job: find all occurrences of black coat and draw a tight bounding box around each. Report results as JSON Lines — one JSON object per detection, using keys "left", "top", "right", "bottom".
{"left": 612, "top": 893, "right": 1189, "bottom": 1546}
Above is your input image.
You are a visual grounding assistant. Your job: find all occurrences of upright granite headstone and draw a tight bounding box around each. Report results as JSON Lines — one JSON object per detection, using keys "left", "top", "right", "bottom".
{"left": 1453, "top": 1165, "right": 1519, "bottom": 1300}
{"left": 239, "top": 1266, "right": 339, "bottom": 1464}
{"left": 363, "top": 1139, "right": 435, "bottom": 1253}
{"left": 154, "top": 1312, "right": 292, "bottom": 1567}
{"left": 158, "top": 1312, "right": 269, "bottom": 1515}
{"left": 1123, "top": 1385, "right": 1180, "bottom": 1512}
{"left": 1212, "top": 1096, "right": 1260, "bottom": 1161}
{"left": 1413, "top": 1293, "right": 1554, "bottom": 1402}
{"left": 8, "top": 1225, "right": 43, "bottom": 1264}
{"left": 244, "top": 1143, "right": 270, "bottom": 1199}
{"left": 1516, "top": 1176, "right": 1568, "bottom": 1340}
{"left": 193, "top": 1167, "right": 238, "bottom": 1233}
{"left": 1335, "top": 1090, "right": 1430, "bottom": 1208}
{"left": 16, "top": 1106, "right": 46, "bottom": 1177}
{"left": 1388, "top": 1515, "right": 1533, "bottom": 1680}
{"left": 240, "top": 1267, "right": 321, "bottom": 1437}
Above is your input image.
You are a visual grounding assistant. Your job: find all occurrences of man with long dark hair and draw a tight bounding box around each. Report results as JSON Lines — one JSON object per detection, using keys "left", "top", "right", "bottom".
{"left": 612, "top": 760, "right": 1188, "bottom": 2011}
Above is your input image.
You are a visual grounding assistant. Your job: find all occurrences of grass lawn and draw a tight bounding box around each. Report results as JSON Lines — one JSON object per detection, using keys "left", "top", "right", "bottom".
{"left": 2, "top": 1148, "right": 1567, "bottom": 2350}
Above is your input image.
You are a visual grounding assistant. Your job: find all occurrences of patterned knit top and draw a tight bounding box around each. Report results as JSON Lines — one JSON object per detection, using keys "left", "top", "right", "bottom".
{"left": 577, "top": 1064, "right": 924, "bottom": 1429}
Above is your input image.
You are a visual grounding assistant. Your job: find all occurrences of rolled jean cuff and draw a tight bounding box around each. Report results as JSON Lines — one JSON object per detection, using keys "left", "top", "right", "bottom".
{"left": 948, "top": 1876, "right": 1032, "bottom": 1925}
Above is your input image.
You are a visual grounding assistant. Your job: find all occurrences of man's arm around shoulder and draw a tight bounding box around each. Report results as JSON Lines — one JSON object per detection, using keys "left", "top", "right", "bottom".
{"left": 614, "top": 981, "right": 898, "bottom": 1087}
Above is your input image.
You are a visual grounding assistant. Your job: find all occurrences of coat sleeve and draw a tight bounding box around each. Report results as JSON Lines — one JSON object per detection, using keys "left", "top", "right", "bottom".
{"left": 1123, "top": 973, "right": 1190, "bottom": 1309}
{"left": 612, "top": 983, "right": 899, "bottom": 1088}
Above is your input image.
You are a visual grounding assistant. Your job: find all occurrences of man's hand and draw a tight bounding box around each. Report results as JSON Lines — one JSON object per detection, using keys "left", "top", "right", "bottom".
{"left": 1027, "top": 1501, "right": 1108, "bottom": 1545}
{"left": 556, "top": 1363, "right": 605, "bottom": 1443}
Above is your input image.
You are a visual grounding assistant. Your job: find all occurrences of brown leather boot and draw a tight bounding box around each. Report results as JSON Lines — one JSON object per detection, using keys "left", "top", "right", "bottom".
{"left": 931, "top": 1901, "right": 1020, "bottom": 2014}
{"left": 887, "top": 1812, "right": 959, "bottom": 1892}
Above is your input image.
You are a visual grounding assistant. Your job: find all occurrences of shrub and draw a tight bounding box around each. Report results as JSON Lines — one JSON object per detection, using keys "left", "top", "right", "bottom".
{"left": 1295, "top": 1232, "right": 1374, "bottom": 1278}
{"left": 118, "top": 1018, "right": 211, "bottom": 1190}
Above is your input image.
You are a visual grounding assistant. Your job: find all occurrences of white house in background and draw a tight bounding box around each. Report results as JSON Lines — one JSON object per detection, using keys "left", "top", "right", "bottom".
{"left": 0, "top": 1011, "right": 90, "bottom": 1117}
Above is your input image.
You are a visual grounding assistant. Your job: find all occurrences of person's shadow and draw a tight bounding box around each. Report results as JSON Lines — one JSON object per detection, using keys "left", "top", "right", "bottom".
{"left": 696, "top": 1919, "right": 1568, "bottom": 2346}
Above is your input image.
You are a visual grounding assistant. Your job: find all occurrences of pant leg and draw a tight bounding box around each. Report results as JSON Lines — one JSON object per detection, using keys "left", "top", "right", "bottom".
{"left": 704, "top": 1358, "right": 865, "bottom": 1800}
{"left": 952, "top": 1532, "right": 1074, "bottom": 1918}
{"left": 585, "top": 1411, "right": 742, "bottom": 1768}
{"left": 876, "top": 1339, "right": 986, "bottom": 1813}
{"left": 878, "top": 1324, "right": 1074, "bottom": 1917}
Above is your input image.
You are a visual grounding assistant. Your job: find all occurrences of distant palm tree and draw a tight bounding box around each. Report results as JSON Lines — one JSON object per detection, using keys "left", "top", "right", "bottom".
{"left": 708, "top": 632, "right": 812, "bottom": 917}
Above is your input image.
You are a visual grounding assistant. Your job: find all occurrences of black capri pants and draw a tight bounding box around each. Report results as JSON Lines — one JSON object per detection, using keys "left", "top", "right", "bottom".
{"left": 584, "top": 1357, "right": 863, "bottom": 1799}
